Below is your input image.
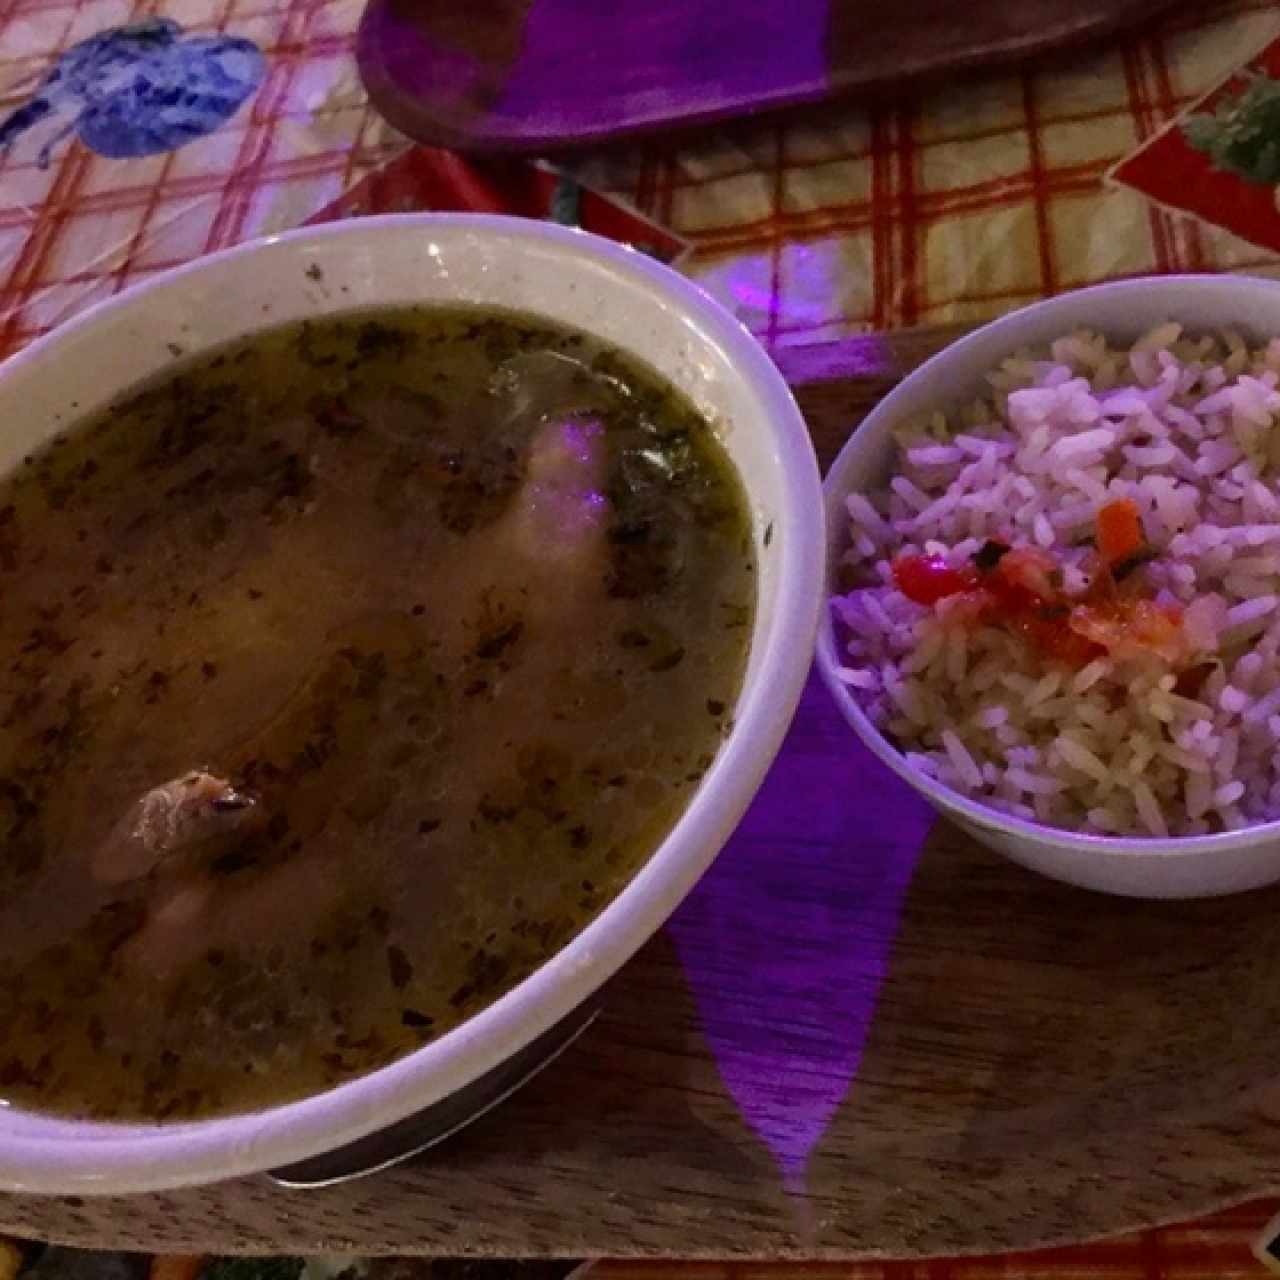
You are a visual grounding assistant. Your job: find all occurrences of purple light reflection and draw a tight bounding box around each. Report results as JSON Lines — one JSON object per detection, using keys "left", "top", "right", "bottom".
{"left": 670, "top": 677, "right": 932, "bottom": 1193}
{"left": 494, "top": 0, "right": 830, "bottom": 127}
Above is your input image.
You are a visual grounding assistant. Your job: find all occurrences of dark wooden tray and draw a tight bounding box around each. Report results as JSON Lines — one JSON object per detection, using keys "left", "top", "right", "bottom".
{"left": 2, "top": 327, "right": 1279, "bottom": 1259}
{"left": 357, "top": 0, "right": 1186, "bottom": 152}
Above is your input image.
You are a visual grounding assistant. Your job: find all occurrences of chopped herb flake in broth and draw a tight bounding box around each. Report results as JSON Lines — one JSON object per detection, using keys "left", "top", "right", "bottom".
{"left": 0, "top": 306, "right": 754, "bottom": 1120}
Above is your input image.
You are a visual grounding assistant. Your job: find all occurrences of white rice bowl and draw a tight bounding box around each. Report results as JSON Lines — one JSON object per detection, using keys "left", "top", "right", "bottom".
{"left": 831, "top": 321, "right": 1280, "bottom": 841}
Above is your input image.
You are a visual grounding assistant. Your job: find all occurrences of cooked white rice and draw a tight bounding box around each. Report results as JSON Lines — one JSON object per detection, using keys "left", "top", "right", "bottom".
{"left": 831, "top": 324, "right": 1280, "bottom": 837}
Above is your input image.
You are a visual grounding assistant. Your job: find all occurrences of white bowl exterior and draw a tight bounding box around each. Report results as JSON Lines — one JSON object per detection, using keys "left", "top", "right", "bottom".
{"left": 817, "top": 274, "right": 1280, "bottom": 901}
{"left": 0, "top": 215, "right": 824, "bottom": 1192}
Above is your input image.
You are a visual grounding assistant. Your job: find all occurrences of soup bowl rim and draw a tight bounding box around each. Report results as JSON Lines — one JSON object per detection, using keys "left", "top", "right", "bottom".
{"left": 0, "top": 212, "right": 824, "bottom": 1191}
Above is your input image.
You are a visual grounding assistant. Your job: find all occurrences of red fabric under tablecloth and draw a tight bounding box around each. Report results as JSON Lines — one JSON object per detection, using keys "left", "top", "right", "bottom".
{"left": 595, "top": 1197, "right": 1280, "bottom": 1274}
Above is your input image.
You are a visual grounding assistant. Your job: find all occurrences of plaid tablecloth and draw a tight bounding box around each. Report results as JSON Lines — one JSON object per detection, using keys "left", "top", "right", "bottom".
{"left": 576, "top": 0, "right": 1280, "bottom": 345}
{"left": 0, "top": 0, "right": 406, "bottom": 356}
{"left": 1, "top": 0, "right": 1280, "bottom": 1274}
{"left": 5, "top": 0, "right": 1280, "bottom": 357}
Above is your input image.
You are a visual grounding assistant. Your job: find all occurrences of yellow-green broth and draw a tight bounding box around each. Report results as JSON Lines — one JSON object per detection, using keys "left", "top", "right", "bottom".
{"left": 0, "top": 307, "right": 754, "bottom": 1119}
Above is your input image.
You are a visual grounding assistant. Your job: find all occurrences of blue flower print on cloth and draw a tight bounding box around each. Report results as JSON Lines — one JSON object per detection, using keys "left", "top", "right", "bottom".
{"left": 0, "top": 18, "right": 265, "bottom": 169}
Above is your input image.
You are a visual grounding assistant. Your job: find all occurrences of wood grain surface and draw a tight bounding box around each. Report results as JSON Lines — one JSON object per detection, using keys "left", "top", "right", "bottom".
{"left": 356, "top": 0, "right": 1186, "bottom": 152}
{"left": 3, "top": 327, "right": 1279, "bottom": 1257}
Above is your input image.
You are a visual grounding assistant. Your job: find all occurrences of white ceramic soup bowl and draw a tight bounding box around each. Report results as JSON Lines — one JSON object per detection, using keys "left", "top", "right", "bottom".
{"left": 817, "top": 274, "right": 1280, "bottom": 901}
{"left": 0, "top": 214, "right": 823, "bottom": 1193}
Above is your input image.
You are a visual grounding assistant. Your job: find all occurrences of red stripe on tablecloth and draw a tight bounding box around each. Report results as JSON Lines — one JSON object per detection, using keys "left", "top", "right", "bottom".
{"left": 338, "top": 103, "right": 376, "bottom": 192}
{"left": 659, "top": 150, "right": 678, "bottom": 229}
{"left": 113, "top": 0, "right": 241, "bottom": 291}
{"left": 687, "top": 165, "right": 1104, "bottom": 258}
{"left": 0, "top": 140, "right": 94, "bottom": 354}
{"left": 0, "top": 0, "right": 154, "bottom": 343}
{"left": 1122, "top": 39, "right": 1171, "bottom": 273}
{"left": 767, "top": 124, "right": 786, "bottom": 346}
{"left": 8, "top": 0, "right": 83, "bottom": 13}
{"left": 692, "top": 157, "right": 1107, "bottom": 243}
{"left": 203, "top": 0, "right": 316, "bottom": 250}
{"left": 896, "top": 104, "right": 920, "bottom": 326}
{"left": 0, "top": 0, "right": 81, "bottom": 208}
{"left": 1021, "top": 70, "right": 1059, "bottom": 298}
{"left": 1145, "top": 14, "right": 1209, "bottom": 273}
{"left": 618, "top": 101, "right": 1191, "bottom": 203}
{"left": 869, "top": 110, "right": 893, "bottom": 330}
{"left": 0, "top": 149, "right": 355, "bottom": 232}
{"left": 634, "top": 144, "right": 660, "bottom": 218}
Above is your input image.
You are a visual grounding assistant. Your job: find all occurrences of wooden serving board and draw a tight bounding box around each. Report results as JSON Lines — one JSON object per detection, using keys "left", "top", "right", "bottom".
{"left": 3, "top": 328, "right": 1280, "bottom": 1258}
{"left": 357, "top": 0, "right": 1186, "bottom": 152}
